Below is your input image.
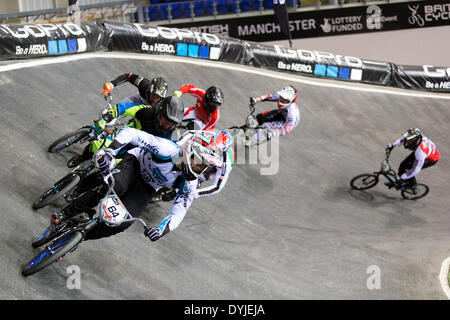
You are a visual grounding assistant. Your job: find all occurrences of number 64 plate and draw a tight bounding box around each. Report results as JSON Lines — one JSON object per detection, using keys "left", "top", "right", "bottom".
{"left": 98, "top": 195, "right": 129, "bottom": 227}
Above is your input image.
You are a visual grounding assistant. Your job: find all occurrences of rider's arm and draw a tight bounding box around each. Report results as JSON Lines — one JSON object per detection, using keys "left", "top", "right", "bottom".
{"left": 102, "top": 102, "right": 150, "bottom": 122}
{"left": 109, "top": 73, "right": 146, "bottom": 88}
{"left": 107, "top": 126, "right": 170, "bottom": 156}
{"left": 108, "top": 73, "right": 151, "bottom": 100}
{"left": 109, "top": 73, "right": 132, "bottom": 87}
{"left": 202, "top": 109, "right": 220, "bottom": 131}
{"left": 256, "top": 93, "right": 280, "bottom": 103}
{"left": 392, "top": 137, "right": 405, "bottom": 148}
{"left": 178, "top": 83, "right": 205, "bottom": 100}
{"left": 154, "top": 179, "right": 197, "bottom": 237}
{"left": 400, "top": 148, "right": 426, "bottom": 180}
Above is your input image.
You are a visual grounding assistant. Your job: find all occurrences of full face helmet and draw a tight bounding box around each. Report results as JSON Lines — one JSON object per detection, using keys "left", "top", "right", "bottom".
{"left": 403, "top": 128, "right": 422, "bottom": 150}
{"left": 149, "top": 76, "right": 168, "bottom": 98}
{"left": 276, "top": 85, "right": 298, "bottom": 108}
{"left": 178, "top": 132, "right": 223, "bottom": 180}
{"left": 204, "top": 86, "right": 224, "bottom": 113}
{"left": 153, "top": 96, "right": 184, "bottom": 136}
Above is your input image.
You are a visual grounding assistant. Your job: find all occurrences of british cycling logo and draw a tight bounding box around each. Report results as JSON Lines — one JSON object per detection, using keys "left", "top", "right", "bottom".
{"left": 408, "top": 3, "right": 450, "bottom": 26}
{"left": 408, "top": 5, "right": 425, "bottom": 26}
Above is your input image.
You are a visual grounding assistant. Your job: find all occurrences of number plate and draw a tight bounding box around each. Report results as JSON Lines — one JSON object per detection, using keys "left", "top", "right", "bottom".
{"left": 98, "top": 195, "right": 129, "bottom": 226}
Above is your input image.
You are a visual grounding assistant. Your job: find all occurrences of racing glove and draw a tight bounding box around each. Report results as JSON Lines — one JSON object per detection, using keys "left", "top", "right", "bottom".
{"left": 386, "top": 143, "right": 394, "bottom": 152}
{"left": 101, "top": 82, "right": 114, "bottom": 96}
{"left": 94, "top": 149, "right": 115, "bottom": 172}
{"left": 93, "top": 118, "right": 106, "bottom": 134}
{"left": 249, "top": 97, "right": 258, "bottom": 105}
{"left": 161, "top": 188, "right": 176, "bottom": 202}
{"left": 145, "top": 227, "right": 162, "bottom": 242}
{"left": 173, "top": 90, "right": 182, "bottom": 98}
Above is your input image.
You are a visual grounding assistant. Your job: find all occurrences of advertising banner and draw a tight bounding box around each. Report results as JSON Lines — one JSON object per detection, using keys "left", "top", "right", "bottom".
{"left": 103, "top": 21, "right": 448, "bottom": 92}
{"left": 0, "top": 21, "right": 107, "bottom": 59}
{"left": 0, "top": 18, "right": 448, "bottom": 93}
{"left": 163, "top": 0, "right": 450, "bottom": 42}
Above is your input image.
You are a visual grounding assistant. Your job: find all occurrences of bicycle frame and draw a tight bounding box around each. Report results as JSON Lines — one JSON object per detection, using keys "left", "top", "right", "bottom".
{"left": 374, "top": 151, "right": 398, "bottom": 186}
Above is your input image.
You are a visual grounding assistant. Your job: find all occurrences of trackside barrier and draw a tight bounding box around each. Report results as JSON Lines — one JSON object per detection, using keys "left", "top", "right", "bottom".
{"left": 0, "top": 20, "right": 448, "bottom": 93}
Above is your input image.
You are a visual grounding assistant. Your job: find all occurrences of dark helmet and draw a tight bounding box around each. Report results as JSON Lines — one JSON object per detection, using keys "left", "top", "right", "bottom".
{"left": 204, "top": 86, "right": 223, "bottom": 113}
{"left": 403, "top": 128, "right": 422, "bottom": 150}
{"left": 148, "top": 76, "right": 168, "bottom": 98}
{"left": 154, "top": 96, "right": 184, "bottom": 135}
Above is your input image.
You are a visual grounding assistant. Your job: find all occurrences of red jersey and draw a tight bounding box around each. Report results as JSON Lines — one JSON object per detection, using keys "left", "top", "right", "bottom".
{"left": 178, "top": 84, "right": 220, "bottom": 130}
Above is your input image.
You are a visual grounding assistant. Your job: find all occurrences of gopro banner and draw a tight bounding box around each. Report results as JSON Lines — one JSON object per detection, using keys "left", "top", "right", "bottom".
{"left": 0, "top": 20, "right": 448, "bottom": 93}
{"left": 0, "top": 21, "right": 107, "bottom": 59}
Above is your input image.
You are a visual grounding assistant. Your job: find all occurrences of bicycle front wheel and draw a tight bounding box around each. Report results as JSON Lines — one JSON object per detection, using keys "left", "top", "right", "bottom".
{"left": 32, "top": 173, "right": 81, "bottom": 210}
{"left": 22, "top": 231, "right": 83, "bottom": 277}
{"left": 48, "top": 127, "right": 91, "bottom": 153}
{"left": 401, "top": 183, "right": 429, "bottom": 200}
{"left": 350, "top": 173, "right": 379, "bottom": 190}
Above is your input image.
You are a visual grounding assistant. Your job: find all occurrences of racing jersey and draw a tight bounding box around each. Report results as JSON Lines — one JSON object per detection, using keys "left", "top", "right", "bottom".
{"left": 109, "top": 127, "right": 198, "bottom": 234}
{"left": 271, "top": 103, "right": 300, "bottom": 137}
{"left": 195, "top": 147, "right": 235, "bottom": 198}
{"left": 393, "top": 135, "right": 440, "bottom": 179}
{"left": 254, "top": 93, "right": 300, "bottom": 137}
{"left": 177, "top": 83, "right": 220, "bottom": 130}
{"left": 104, "top": 102, "right": 172, "bottom": 139}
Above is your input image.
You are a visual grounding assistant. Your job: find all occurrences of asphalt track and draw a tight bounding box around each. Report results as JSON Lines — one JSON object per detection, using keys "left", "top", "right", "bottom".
{"left": 1, "top": 52, "right": 450, "bottom": 300}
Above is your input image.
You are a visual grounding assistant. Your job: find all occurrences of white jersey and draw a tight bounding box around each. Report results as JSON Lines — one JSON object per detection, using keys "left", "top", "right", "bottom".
{"left": 270, "top": 102, "right": 300, "bottom": 137}
{"left": 112, "top": 127, "right": 198, "bottom": 233}
{"left": 393, "top": 135, "right": 440, "bottom": 179}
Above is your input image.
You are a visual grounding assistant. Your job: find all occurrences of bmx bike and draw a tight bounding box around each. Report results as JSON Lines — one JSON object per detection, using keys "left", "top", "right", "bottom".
{"left": 350, "top": 149, "right": 429, "bottom": 200}
{"left": 22, "top": 168, "right": 151, "bottom": 277}
{"left": 47, "top": 94, "right": 123, "bottom": 165}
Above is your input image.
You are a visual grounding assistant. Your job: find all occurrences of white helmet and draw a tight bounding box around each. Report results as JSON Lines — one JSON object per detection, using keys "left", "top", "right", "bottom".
{"left": 277, "top": 85, "right": 298, "bottom": 108}
{"left": 178, "top": 131, "right": 222, "bottom": 180}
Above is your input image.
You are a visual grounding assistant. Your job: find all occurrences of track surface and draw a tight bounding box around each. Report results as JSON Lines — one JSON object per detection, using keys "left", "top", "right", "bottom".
{"left": 1, "top": 53, "right": 449, "bottom": 299}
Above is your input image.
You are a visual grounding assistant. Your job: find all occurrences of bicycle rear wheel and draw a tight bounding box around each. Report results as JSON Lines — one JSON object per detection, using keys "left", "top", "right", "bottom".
{"left": 401, "top": 183, "right": 429, "bottom": 200}
{"left": 350, "top": 173, "right": 379, "bottom": 190}
{"left": 22, "top": 231, "right": 83, "bottom": 277}
{"left": 32, "top": 173, "right": 81, "bottom": 210}
{"left": 48, "top": 127, "right": 91, "bottom": 153}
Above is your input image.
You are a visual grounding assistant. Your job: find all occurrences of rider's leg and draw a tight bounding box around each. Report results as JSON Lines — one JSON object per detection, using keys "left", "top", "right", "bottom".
{"left": 403, "top": 160, "right": 438, "bottom": 188}
{"left": 53, "top": 154, "right": 138, "bottom": 223}
{"left": 398, "top": 152, "right": 416, "bottom": 177}
{"left": 246, "top": 121, "right": 283, "bottom": 146}
{"left": 256, "top": 108, "right": 287, "bottom": 126}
